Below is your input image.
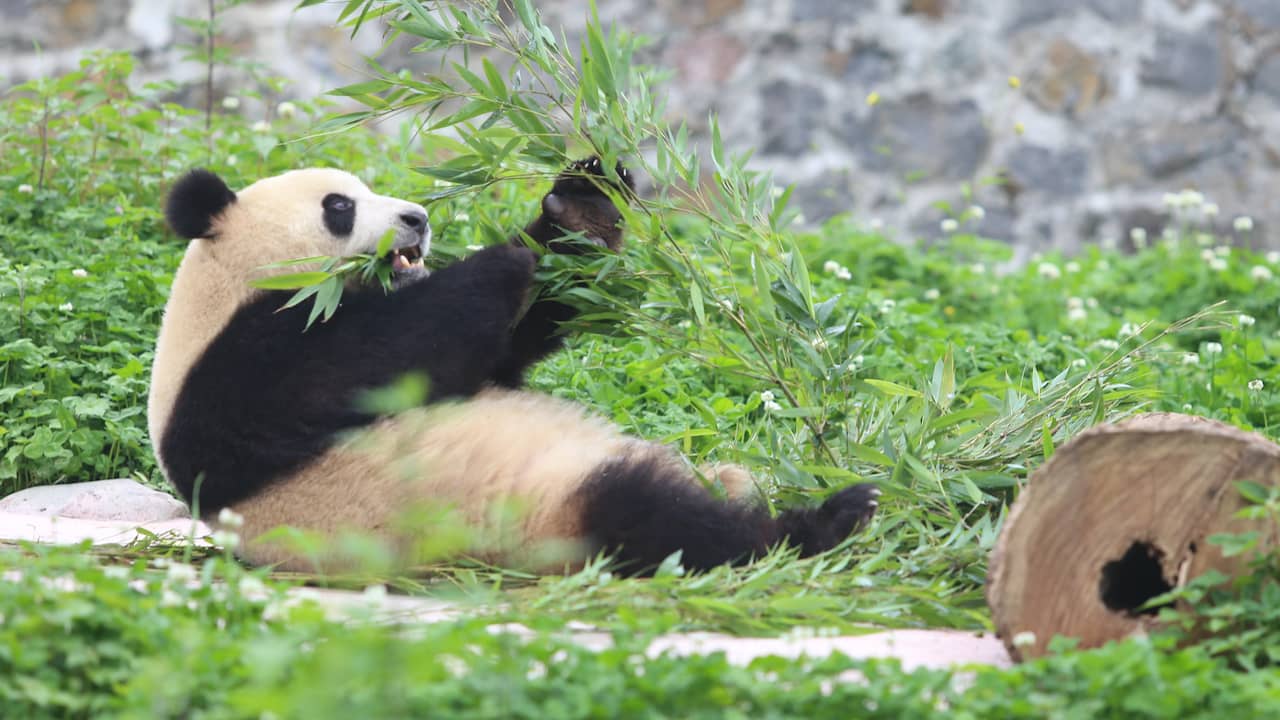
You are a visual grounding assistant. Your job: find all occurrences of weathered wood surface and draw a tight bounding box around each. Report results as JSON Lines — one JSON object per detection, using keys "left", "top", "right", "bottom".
{"left": 988, "top": 413, "right": 1280, "bottom": 661}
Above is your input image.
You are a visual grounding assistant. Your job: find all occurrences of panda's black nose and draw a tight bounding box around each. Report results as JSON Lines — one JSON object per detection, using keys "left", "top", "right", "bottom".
{"left": 399, "top": 210, "right": 428, "bottom": 233}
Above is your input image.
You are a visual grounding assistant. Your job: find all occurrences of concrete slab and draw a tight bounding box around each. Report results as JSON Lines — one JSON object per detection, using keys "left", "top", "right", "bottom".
{"left": 0, "top": 479, "right": 190, "bottom": 522}
{"left": 0, "top": 511, "right": 209, "bottom": 547}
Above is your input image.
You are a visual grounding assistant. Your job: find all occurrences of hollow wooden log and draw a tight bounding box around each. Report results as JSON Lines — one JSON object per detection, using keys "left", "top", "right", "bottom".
{"left": 987, "top": 413, "right": 1280, "bottom": 661}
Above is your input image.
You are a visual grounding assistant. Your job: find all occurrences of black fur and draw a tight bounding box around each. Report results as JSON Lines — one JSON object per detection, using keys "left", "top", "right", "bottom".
{"left": 576, "top": 456, "right": 878, "bottom": 575}
{"left": 322, "top": 193, "right": 355, "bottom": 236}
{"left": 166, "top": 169, "right": 237, "bottom": 239}
{"left": 160, "top": 243, "right": 537, "bottom": 514}
{"left": 492, "top": 157, "right": 636, "bottom": 387}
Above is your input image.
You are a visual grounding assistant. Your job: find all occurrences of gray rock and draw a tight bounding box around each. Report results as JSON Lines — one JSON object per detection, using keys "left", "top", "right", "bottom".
{"left": 1141, "top": 27, "right": 1222, "bottom": 96}
{"left": 844, "top": 44, "right": 897, "bottom": 86}
{"left": 1258, "top": 54, "right": 1280, "bottom": 101}
{"left": 793, "top": 170, "right": 856, "bottom": 224}
{"left": 1006, "top": 0, "right": 1075, "bottom": 30}
{"left": 1135, "top": 119, "right": 1238, "bottom": 178}
{"left": 0, "top": 479, "right": 190, "bottom": 523}
{"left": 1085, "top": 0, "right": 1143, "bottom": 24}
{"left": 1005, "top": 144, "right": 1090, "bottom": 197}
{"left": 792, "top": 0, "right": 876, "bottom": 23}
{"left": 848, "top": 94, "right": 990, "bottom": 181}
{"left": 1237, "top": 0, "right": 1280, "bottom": 30}
{"left": 760, "top": 80, "right": 825, "bottom": 156}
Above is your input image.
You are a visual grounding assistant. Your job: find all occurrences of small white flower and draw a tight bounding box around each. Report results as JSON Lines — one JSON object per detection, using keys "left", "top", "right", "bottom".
{"left": 1096, "top": 339, "right": 1120, "bottom": 351}
{"left": 1238, "top": 314, "right": 1256, "bottom": 327}
{"left": 1037, "top": 262, "right": 1061, "bottom": 280}
{"left": 362, "top": 584, "right": 388, "bottom": 604}
{"left": 221, "top": 96, "right": 241, "bottom": 110}
{"left": 211, "top": 529, "right": 241, "bottom": 550}
{"left": 217, "top": 507, "right": 245, "bottom": 528}
{"left": 823, "top": 260, "right": 840, "bottom": 274}
{"left": 455, "top": 212, "right": 471, "bottom": 222}
{"left": 760, "top": 391, "right": 775, "bottom": 403}
{"left": 1195, "top": 232, "right": 1214, "bottom": 247}
{"left": 277, "top": 101, "right": 298, "bottom": 119}
{"left": 71, "top": 268, "right": 88, "bottom": 278}
{"left": 1119, "top": 322, "right": 1138, "bottom": 338}
{"left": 1249, "top": 379, "right": 1264, "bottom": 392}
{"left": 763, "top": 399, "right": 782, "bottom": 412}
{"left": 226, "top": 155, "right": 238, "bottom": 166}
{"left": 166, "top": 562, "right": 197, "bottom": 583}
{"left": 1208, "top": 257, "right": 1228, "bottom": 271}
{"left": 835, "top": 266, "right": 852, "bottom": 281}
{"left": 251, "top": 120, "right": 271, "bottom": 133}
{"left": 1203, "top": 202, "right": 1219, "bottom": 217}
{"left": 940, "top": 218, "right": 959, "bottom": 233}
{"left": 1129, "top": 227, "right": 1148, "bottom": 248}
{"left": 879, "top": 299, "right": 896, "bottom": 313}
{"left": 1012, "top": 631, "right": 1037, "bottom": 649}
{"left": 1200, "top": 248, "right": 1216, "bottom": 263}
{"left": 811, "top": 336, "right": 828, "bottom": 351}
{"left": 1182, "top": 352, "right": 1200, "bottom": 365}
{"left": 1234, "top": 216, "right": 1254, "bottom": 233}
{"left": 923, "top": 288, "right": 940, "bottom": 301}
{"left": 1086, "top": 298, "right": 1099, "bottom": 309}
{"left": 1071, "top": 358, "right": 1088, "bottom": 368}
{"left": 59, "top": 302, "right": 74, "bottom": 312}
{"left": 717, "top": 298, "right": 734, "bottom": 313}
{"left": 1064, "top": 261, "right": 1081, "bottom": 274}
{"left": 17, "top": 183, "right": 33, "bottom": 194}
{"left": 238, "top": 575, "right": 268, "bottom": 599}
{"left": 969, "top": 205, "right": 986, "bottom": 220}
{"left": 1066, "top": 296, "right": 1084, "bottom": 311}
{"left": 1162, "top": 192, "right": 1180, "bottom": 208}
{"left": 1067, "top": 307, "right": 1088, "bottom": 322}
{"left": 1252, "top": 265, "right": 1273, "bottom": 282}
{"left": 1204, "top": 342, "right": 1223, "bottom": 355}
{"left": 1180, "top": 189, "right": 1205, "bottom": 209}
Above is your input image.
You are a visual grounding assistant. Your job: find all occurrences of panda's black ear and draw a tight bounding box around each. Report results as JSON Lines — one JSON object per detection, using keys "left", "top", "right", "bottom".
{"left": 166, "top": 169, "right": 237, "bottom": 239}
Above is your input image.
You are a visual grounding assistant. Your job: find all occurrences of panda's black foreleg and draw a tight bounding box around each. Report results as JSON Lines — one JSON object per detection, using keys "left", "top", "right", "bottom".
{"left": 576, "top": 456, "right": 878, "bottom": 575}
{"left": 342, "top": 243, "right": 537, "bottom": 400}
{"left": 490, "top": 158, "right": 636, "bottom": 388}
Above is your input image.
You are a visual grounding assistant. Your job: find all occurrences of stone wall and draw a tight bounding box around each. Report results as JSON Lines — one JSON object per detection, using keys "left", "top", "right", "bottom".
{"left": 4, "top": 0, "right": 1279, "bottom": 251}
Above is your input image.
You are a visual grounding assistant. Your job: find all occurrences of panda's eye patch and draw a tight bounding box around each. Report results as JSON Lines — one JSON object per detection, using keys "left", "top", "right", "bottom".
{"left": 322, "top": 193, "right": 356, "bottom": 236}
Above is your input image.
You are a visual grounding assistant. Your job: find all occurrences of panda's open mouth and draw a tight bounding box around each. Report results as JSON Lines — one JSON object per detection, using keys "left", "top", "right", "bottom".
{"left": 388, "top": 244, "right": 426, "bottom": 274}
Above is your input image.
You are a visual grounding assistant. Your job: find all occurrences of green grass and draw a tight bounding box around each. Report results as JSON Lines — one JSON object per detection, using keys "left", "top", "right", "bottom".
{"left": 1, "top": 29, "right": 1279, "bottom": 718}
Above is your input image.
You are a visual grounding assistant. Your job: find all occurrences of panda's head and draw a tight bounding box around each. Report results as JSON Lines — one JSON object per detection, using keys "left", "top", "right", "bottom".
{"left": 164, "top": 168, "right": 431, "bottom": 282}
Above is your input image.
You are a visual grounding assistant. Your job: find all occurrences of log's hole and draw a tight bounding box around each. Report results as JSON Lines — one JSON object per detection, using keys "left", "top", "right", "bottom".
{"left": 1098, "top": 541, "right": 1173, "bottom": 617}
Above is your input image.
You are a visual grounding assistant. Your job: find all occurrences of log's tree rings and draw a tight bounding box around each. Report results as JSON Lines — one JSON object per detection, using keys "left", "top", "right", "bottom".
{"left": 987, "top": 412, "right": 1280, "bottom": 661}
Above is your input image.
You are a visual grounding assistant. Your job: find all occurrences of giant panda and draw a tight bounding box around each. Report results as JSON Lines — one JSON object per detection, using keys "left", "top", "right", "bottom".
{"left": 147, "top": 160, "right": 878, "bottom": 575}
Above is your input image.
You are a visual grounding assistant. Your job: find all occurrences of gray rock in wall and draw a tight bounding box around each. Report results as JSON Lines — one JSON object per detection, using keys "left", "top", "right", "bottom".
{"left": 2, "top": 0, "right": 1278, "bottom": 252}
{"left": 1142, "top": 27, "right": 1224, "bottom": 96}
{"left": 848, "top": 95, "right": 991, "bottom": 181}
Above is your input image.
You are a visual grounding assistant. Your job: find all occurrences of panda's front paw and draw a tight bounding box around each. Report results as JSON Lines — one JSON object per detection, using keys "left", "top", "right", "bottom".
{"left": 551, "top": 156, "right": 635, "bottom": 199}
{"left": 537, "top": 156, "right": 636, "bottom": 253}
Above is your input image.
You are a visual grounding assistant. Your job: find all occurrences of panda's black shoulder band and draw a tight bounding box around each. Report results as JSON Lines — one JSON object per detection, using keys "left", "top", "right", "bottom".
{"left": 166, "top": 169, "right": 237, "bottom": 239}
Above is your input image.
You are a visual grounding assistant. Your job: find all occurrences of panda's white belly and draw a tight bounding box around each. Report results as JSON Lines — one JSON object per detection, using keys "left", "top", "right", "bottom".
{"left": 227, "top": 387, "right": 665, "bottom": 572}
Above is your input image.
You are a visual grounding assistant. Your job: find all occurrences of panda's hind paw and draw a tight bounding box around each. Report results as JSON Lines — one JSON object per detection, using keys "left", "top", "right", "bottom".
{"left": 776, "top": 483, "right": 878, "bottom": 558}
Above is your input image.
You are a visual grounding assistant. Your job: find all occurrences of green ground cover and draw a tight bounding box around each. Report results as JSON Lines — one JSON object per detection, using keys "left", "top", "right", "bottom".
{"left": 2, "top": 2, "right": 1279, "bottom": 715}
